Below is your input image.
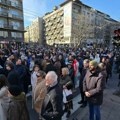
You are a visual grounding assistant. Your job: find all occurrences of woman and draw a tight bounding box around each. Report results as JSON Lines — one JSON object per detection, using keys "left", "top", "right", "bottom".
{"left": 61, "top": 67, "right": 73, "bottom": 118}
{"left": 33, "top": 71, "right": 47, "bottom": 120}
{"left": 0, "top": 74, "right": 9, "bottom": 120}
{"left": 31, "top": 65, "right": 40, "bottom": 91}
{"left": 98, "top": 63, "right": 107, "bottom": 89}
{"left": 7, "top": 85, "right": 30, "bottom": 120}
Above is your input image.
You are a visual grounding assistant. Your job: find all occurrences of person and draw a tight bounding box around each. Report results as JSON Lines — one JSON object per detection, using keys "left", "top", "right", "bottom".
{"left": 83, "top": 60, "right": 104, "bottom": 120}
{"left": 7, "top": 85, "right": 30, "bottom": 120}
{"left": 6, "top": 62, "right": 21, "bottom": 87}
{"left": 67, "top": 62, "right": 74, "bottom": 86}
{"left": 33, "top": 71, "right": 47, "bottom": 119}
{"left": 14, "top": 58, "right": 27, "bottom": 89}
{"left": 0, "top": 74, "right": 9, "bottom": 120}
{"left": 78, "top": 59, "right": 89, "bottom": 108}
{"left": 41, "top": 71, "right": 63, "bottom": 120}
{"left": 98, "top": 63, "right": 107, "bottom": 89}
{"left": 61, "top": 67, "right": 73, "bottom": 118}
{"left": 45, "top": 59, "right": 56, "bottom": 74}
{"left": 31, "top": 65, "right": 40, "bottom": 91}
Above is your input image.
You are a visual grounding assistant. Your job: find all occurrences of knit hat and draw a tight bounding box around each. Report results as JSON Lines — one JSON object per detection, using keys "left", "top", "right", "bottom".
{"left": 9, "top": 85, "right": 22, "bottom": 96}
{"left": 89, "top": 60, "right": 98, "bottom": 68}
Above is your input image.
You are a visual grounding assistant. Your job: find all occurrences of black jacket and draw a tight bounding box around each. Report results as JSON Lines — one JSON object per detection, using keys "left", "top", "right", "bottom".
{"left": 14, "top": 65, "right": 26, "bottom": 82}
{"left": 41, "top": 83, "right": 63, "bottom": 120}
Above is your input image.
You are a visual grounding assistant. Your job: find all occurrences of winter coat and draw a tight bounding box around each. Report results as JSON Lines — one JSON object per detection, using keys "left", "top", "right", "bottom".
{"left": 45, "top": 63, "right": 56, "bottom": 74}
{"left": 83, "top": 70, "right": 104, "bottom": 105}
{"left": 7, "top": 92, "right": 30, "bottom": 120}
{"left": 41, "top": 83, "right": 63, "bottom": 120}
{"left": 33, "top": 80, "right": 47, "bottom": 113}
{"left": 54, "top": 61, "right": 61, "bottom": 77}
{"left": 14, "top": 65, "right": 26, "bottom": 83}
{"left": 0, "top": 86, "right": 9, "bottom": 120}
{"left": 31, "top": 71, "right": 38, "bottom": 90}
{"left": 79, "top": 68, "right": 88, "bottom": 91}
{"left": 100, "top": 70, "right": 107, "bottom": 89}
{"left": 60, "top": 75, "right": 72, "bottom": 87}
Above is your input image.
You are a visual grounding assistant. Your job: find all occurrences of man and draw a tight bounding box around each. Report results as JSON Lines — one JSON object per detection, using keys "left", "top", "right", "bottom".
{"left": 41, "top": 71, "right": 63, "bottom": 120}
{"left": 83, "top": 60, "right": 104, "bottom": 120}
{"left": 15, "top": 58, "right": 26, "bottom": 89}
{"left": 6, "top": 62, "right": 21, "bottom": 87}
{"left": 78, "top": 59, "right": 89, "bottom": 108}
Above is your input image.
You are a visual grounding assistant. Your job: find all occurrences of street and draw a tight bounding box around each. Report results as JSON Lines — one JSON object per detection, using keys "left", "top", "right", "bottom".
{"left": 27, "top": 72, "right": 120, "bottom": 120}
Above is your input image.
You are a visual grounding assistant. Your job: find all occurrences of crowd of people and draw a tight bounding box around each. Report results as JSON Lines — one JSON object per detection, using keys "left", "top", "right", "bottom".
{"left": 0, "top": 44, "right": 120, "bottom": 120}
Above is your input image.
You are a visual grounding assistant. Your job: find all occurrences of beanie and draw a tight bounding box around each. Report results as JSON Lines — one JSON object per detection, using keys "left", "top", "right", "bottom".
{"left": 89, "top": 60, "right": 98, "bottom": 68}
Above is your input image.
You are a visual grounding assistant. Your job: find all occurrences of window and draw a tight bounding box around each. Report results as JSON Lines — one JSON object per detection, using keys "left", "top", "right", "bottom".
{"left": 0, "top": 31, "right": 8, "bottom": 37}
{"left": 11, "top": 32, "right": 22, "bottom": 38}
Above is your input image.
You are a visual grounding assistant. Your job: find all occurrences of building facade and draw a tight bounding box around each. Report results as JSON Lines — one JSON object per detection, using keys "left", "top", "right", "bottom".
{"left": 0, "top": 0, "right": 24, "bottom": 47}
{"left": 43, "top": 0, "right": 118, "bottom": 46}
{"left": 24, "top": 17, "right": 43, "bottom": 44}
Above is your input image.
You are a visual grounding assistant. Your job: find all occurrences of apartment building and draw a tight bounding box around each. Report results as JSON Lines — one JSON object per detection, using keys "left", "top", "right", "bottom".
{"left": 43, "top": 0, "right": 118, "bottom": 46}
{"left": 0, "top": 0, "right": 24, "bottom": 47}
{"left": 24, "top": 17, "right": 43, "bottom": 44}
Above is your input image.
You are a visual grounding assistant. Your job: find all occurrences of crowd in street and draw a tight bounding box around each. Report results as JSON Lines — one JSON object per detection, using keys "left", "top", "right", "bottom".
{"left": 0, "top": 44, "right": 120, "bottom": 120}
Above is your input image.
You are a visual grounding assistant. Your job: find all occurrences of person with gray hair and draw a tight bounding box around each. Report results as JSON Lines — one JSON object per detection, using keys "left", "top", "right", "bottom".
{"left": 45, "top": 71, "right": 58, "bottom": 87}
{"left": 41, "top": 71, "right": 63, "bottom": 120}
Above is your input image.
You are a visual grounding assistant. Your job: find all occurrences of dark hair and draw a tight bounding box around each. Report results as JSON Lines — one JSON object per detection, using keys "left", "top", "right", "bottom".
{"left": 6, "top": 62, "right": 14, "bottom": 70}
{"left": 36, "top": 70, "right": 46, "bottom": 79}
{"left": 9, "top": 85, "right": 22, "bottom": 96}
{"left": 33, "top": 65, "right": 40, "bottom": 71}
{"left": 0, "top": 74, "right": 7, "bottom": 89}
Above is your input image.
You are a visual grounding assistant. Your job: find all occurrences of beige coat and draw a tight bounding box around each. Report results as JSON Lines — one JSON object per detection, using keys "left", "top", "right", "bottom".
{"left": 33, "top": 79, "right": 47, "bottom": 113}
{"left": 0, "top": 87, "right": 9, "bottom": 120}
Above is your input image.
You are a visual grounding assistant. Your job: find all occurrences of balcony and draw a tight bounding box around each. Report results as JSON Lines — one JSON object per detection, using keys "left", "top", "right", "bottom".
{"left": 0, "top": 0, "right": 22, "bottom": 10}
{"left": 0, "top": 0, "right": 6, "bottom": 5}
{"left": 8, "top": 13, "right": 23, "bottom": 21}
{"left": 0, "top": 11, "right": 8, "bottom": 17}
{"left": 10, "top": 2, "right": 23, "bottom": 10}
{"left": 0, "top": 24, "right": 24, "bottom": 31}
{"left": 12, "top": 14, "right": 23, "bottom": 20}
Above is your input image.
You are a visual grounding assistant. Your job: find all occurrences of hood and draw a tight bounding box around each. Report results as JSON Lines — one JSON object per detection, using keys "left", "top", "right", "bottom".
{"left": 11, "top": 92, "right": 26, "bottom": 101}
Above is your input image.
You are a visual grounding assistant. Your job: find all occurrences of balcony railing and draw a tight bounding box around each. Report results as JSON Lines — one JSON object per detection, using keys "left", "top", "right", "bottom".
{"left": 0, "top": 0, "right": 22, "bottom": 10}
{"left": 8, "top": 13, "right": 23, "bottom": 20}
{"left": 0, "top": 0, "right": 6, "bottom": 5}
{"left": 10, "top": 2, "right": 22, "bottom": 10}
{"left": 0, "top": 11, "right": 8, "bottom": 17}
{"left": 0, "top": 24, "right": 24, "bottom": 31}
{"left": 12, "top": 14, "right": 23, "bottom": 20}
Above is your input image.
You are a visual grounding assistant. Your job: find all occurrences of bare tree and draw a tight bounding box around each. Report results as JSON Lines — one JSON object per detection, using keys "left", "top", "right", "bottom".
{"left": 72, "top": 14, "right": 94, "bottom": 46}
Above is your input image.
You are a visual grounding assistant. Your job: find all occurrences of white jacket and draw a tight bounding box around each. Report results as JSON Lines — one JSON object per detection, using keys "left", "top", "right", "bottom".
{"left": 31, "top": 71, "right": 38, "bottom": 90}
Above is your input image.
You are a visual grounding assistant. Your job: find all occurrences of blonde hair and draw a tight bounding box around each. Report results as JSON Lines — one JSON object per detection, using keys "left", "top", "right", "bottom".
{"left": 62, "top": 67, "right": 69, "bottom": 75}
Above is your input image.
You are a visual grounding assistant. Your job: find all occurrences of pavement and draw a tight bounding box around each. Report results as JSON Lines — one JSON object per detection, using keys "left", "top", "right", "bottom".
{"left": 27, "top": 72, "right": 120, "bottom": 120}
{"left": 68, "top": 73, "right": 120, "bottom": 120}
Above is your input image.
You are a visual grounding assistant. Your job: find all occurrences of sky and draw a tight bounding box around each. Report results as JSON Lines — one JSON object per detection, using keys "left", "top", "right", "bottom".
{"left": 23, "top": 0, "right": 120, "bottom": 27}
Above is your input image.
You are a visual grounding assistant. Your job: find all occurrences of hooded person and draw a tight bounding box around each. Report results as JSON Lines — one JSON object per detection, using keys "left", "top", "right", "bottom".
{"left": 7, "top": 85, "right": 30, "bottom": 120}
